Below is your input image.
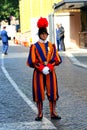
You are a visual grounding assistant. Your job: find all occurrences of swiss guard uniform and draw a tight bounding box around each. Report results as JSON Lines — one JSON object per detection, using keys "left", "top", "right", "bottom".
{"left": 26, "top": 17, "right": 62, "bottom": 121}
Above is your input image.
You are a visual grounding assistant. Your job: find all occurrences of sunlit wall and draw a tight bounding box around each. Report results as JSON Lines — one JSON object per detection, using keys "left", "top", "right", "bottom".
{"left": 19, "top": 0, "right": 61, "bottom": 33}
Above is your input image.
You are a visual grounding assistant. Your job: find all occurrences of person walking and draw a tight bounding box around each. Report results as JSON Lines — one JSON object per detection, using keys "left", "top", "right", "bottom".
{"left": 26, "top": 17, "right": 62, "bottom": 121}
{"left": 1, "top": 26, "right": 9, "bottom": 55}
{"left": 59, "top": 24, "right": 66, "bottom": 51}
{"left": 56, "top": 24, "right": 61, "bottom": 51}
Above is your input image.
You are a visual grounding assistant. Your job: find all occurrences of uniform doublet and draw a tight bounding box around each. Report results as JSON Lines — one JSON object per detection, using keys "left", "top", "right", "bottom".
{"left": 27, "top": 41, "right": 62, "bottom": 102}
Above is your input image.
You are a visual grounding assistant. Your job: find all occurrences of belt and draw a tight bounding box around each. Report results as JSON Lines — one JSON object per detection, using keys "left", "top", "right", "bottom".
{"left": 43, "top": 61, "right": 48, "bottom": 65}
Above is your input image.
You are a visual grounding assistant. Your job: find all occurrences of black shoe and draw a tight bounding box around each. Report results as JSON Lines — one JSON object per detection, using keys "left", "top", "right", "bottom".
{"left": 35, "top": 116, "right": 43, "bottom": 121}
{"left": 5, "top": 52, "right": 8, "bottom": 55}
{"left": 35, "top": 114, "right": 43, "bottom": 121}
{"left": 51, "top": 115, "right": 61, "bottom": 120}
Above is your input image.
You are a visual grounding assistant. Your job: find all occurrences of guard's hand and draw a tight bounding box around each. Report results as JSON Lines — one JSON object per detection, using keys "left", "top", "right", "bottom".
{"left": 42, "top": 66, "right": 50, "bottom": 75}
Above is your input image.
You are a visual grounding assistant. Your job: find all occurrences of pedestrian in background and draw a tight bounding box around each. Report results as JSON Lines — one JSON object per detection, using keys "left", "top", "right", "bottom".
{"left": 59, "top": 24, "right": 66, "bottom": 51}
{"left": 1, "top": 26, "right": 9, "bottom": 55}
{"left": 26, "top": 17, "right": 62, "bottom": 121}
{"left": 56, "top": 24, "right": 61, "bottom": 51}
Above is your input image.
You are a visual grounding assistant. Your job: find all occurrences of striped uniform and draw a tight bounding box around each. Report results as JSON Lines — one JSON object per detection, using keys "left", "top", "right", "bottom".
{"left": 26, "top": 41, "right": 62, "bottom": 102}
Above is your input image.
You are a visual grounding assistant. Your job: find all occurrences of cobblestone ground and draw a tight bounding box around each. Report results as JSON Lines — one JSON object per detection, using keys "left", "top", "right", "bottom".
{"left": 0, "top": 43, "right": 87, "bottom": 130}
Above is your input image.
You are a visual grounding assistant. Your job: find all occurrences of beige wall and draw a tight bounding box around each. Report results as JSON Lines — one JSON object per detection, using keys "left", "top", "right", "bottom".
{"left": 19, "top": 0, "right": 30, "bottom": 33}
{"left": 19, "top": 0, "right": 63, "bottom": 33}
{"left": 70, "top": 12, "right": 81, "bottom": 48}
{"left": 19, "top": 0, "right": 55, "bottom": 33}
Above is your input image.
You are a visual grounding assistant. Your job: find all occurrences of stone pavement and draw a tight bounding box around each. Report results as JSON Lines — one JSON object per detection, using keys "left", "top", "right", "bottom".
{"left": 0, "top": 42, "right": 87, "bottom": 130}
{"left": 64, "top": 48, "right": 87, "bottom": 69}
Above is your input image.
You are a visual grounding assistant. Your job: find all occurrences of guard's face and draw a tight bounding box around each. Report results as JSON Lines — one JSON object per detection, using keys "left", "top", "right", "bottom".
{"left": 40, "top": 32, "right": 48, "bottom": 41}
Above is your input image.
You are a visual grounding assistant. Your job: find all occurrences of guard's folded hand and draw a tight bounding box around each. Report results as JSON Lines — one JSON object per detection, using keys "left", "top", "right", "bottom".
{"left": 42, "top": 66, "right": 50, "bottom": 75}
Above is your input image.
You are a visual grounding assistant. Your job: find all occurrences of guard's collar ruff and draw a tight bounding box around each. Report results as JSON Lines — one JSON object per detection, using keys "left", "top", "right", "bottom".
{"left": 38, "top": 38, "right": 48, "bottom": 44}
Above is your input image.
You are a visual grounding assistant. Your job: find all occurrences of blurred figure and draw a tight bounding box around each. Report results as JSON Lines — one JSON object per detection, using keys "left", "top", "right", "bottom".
{"left": 1, "top": 26, "right": 9, "bottom": 55}
{"left": 56, "top": 24, "right": 61, "bottom": 51}
{"left": 59, "top": 24, "right": 66, "bottom": 51}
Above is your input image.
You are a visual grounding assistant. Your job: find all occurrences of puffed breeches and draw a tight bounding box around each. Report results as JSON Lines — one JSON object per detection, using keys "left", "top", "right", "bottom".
{"left": 32, "top": 69, "right": 59, "bottom": 102}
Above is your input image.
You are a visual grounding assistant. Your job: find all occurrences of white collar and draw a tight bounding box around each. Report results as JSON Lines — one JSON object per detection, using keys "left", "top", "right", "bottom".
{"left": 38, "top": 38, "right": 47, "bottom": 43}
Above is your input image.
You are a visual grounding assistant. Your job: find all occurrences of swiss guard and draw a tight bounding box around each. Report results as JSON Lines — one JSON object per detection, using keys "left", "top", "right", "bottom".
{"left": 26, "top": 17, "right": 62, "bottom": 121}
